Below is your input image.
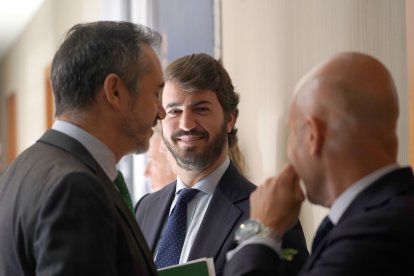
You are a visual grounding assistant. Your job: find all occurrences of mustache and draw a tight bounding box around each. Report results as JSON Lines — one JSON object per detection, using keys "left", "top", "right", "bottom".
{"left": 172, "top": 129, "right": 208, "bottom": 140}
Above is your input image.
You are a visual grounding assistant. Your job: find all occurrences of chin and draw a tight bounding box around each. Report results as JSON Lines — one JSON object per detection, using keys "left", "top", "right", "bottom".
{"left": 134, "top": 142, "right": 150, "bottom": 154}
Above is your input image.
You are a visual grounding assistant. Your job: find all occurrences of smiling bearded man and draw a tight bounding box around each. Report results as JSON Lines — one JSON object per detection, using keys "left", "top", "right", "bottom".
{"left": 135, "top": 53, "right": 309, "bottom": 276}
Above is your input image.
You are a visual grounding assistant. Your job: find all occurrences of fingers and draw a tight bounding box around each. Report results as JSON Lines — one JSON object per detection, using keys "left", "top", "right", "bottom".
{"left": 250, "top": 163, "right": 305, "bottom": 236}
{"left": 279, "top": 164, "right": 304, "bottom": 201}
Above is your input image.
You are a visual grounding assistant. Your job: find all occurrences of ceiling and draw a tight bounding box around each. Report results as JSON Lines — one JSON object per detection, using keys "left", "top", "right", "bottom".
{"left": 0, "top": 0, "right": 45, "bottom": 60}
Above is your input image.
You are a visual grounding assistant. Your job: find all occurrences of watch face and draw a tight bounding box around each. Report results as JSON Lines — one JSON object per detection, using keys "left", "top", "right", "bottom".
{"left": 235, "top": 219, "right": 261, "bottom": 243}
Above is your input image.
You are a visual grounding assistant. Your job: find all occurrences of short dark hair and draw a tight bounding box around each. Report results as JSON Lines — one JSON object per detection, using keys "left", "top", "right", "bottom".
{"left": 51, "top": 21, "right": 161, "bottom": 116}
{"left": 164, "top": 53, "right": 240, "bottom": 148}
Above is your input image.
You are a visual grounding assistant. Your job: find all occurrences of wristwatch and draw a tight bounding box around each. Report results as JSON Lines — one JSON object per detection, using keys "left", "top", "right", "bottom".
{"left": 234, "top": 219, "right": 282, "bottom": 244}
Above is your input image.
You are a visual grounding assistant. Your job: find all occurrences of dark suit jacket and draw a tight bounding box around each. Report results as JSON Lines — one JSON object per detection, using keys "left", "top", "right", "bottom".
{"left": 0, "top": 130, "right": 157, "bottom": 275}
{"left": 224, "top": 168, "right": 414, "bottom": 276}
{"left": 136, "top": 163, "right": 309, "bottom": 276}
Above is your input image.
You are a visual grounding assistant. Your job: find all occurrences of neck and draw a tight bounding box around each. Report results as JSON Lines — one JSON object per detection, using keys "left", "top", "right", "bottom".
{"left": 57, "top": 113, "right": 124, "bottom": 162}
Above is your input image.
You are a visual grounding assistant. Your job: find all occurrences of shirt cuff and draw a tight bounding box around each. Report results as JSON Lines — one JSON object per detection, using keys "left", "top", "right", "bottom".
{"left": 226, "top": 235, "right": 283, "bottom": 261}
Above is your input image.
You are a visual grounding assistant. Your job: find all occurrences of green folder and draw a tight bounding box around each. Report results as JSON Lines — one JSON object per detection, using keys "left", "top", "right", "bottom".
{"left": 158, "top": 257, "right": 215, "bottom": 276}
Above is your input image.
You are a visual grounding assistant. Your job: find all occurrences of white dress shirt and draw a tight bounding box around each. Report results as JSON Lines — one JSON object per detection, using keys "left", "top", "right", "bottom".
{"left": 155, "top": 157, "right": 230, "bottom": 263}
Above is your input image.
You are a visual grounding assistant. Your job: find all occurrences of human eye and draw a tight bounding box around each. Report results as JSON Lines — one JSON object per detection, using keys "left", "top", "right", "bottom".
{"left": 167, "top": 108, "right": 182, "bottom": 117}
{"left": 194, "top": 106, "right": 210, "bottom": 113}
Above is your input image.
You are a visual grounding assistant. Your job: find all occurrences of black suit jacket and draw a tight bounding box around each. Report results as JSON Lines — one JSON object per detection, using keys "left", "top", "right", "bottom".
{"left": 0, "top": 130, "right": 157, "bottom": 275}
{"left": 136, "top": 163, "right": 309, "bottom": 276}
{"left": 224, "top": 168, "right": 414, "bottom": 276}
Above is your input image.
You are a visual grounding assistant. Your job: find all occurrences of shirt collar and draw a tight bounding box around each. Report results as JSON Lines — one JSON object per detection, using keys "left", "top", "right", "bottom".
{"left": 175, "top": 157, "right": 230, "bottom": 195}
{"left": 329, "top": 163, "right": 400, "bottom": 224}
{"left": 52, "top": 120, "right": 118, "bottom": 181}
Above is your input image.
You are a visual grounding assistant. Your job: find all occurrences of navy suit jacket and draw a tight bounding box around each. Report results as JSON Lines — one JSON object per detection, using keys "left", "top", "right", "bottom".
{"left": 0, "top": 130, "right": 157, "bottom": 275}
{"left": 224, "top": 167, "right": 414, "bottom": 276}
{"left": 136, "top": 163, "right": 309, "bottom": 276}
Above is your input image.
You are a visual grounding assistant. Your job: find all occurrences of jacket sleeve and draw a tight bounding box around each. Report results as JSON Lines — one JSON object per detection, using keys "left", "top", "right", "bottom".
{"left": 224, "top": 222, "right": 309, "bottom": 276}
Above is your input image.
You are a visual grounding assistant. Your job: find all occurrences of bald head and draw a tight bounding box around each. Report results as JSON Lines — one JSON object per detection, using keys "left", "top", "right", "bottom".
{"left": 295, "top": 52, "right": 398, "bottom": 153}
{"left": 297, "top": 53, "right": 397, "bottom": 123}
{"left": 288, "top": 52, "right": 399, "bottom": 205}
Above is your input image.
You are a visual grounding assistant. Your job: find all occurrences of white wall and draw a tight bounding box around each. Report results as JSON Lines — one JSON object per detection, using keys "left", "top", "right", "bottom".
{"left": 0, "top": 0, "right": 102, "bottom": 156}
{"left": 221, "top": 0, "right": 407, "bottom": 249}
{"left": 0, "top": 0, "right": 408, "bottom": 251}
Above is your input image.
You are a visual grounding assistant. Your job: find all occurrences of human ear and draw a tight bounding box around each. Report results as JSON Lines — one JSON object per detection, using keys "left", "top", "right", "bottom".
{"left": 103, "top": 73, "right": 125, "bottom": 110}
{"left": 226, "top": 111, "right": 237, "bottom": 133}
{"left": 306, "top": 116, "right": 325, "bottom": 156}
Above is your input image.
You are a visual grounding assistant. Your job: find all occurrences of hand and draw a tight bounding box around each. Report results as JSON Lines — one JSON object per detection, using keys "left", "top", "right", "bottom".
{"left": 250, "top": 163, "right": 305, "bottom": 236}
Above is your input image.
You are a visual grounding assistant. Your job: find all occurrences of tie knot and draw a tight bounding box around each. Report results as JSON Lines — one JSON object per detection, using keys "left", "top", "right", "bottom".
{"left": 114, "top": 171, "right": 126, "bottom": 186}
{"left": 319, "top": 216, "right": 334, "bottom": 231}
{"left": 113, "top": 170, "right": 134, "bottom": 213}
{"left": 177, "top": 188, "right": 199, "bottom": 206}
{"left": 312, "top": 215, "right": 334, "bottom": 252}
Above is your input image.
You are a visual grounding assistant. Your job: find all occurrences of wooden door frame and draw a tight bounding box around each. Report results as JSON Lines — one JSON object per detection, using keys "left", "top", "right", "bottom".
{"left": 6, "top": 94, "right": 17, "bottom": 164}
{"left": 407, "top": 0, "right": 414, "bottom": 166}
{"left": 45, "top": 64, "right": 54, "bottom": 128}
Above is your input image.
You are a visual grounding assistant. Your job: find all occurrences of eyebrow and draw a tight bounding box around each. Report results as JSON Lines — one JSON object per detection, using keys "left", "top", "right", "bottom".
{"left": 165, "top": 100, "right": 212, "bottom": 109}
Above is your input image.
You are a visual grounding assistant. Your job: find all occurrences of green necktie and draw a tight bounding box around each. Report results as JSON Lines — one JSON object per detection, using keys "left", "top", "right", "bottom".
{"left": 114, "top": 171, "right": 134, "bottom": 213}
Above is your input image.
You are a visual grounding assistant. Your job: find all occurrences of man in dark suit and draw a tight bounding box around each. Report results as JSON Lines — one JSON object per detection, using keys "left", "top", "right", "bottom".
{"left": 224, "top": 52, "right": 414, "bottom": 275}
{"left": 136, "top": 53, "right": 309, "bottom": 276}
{"left": 0, "top": 21, "right": 166, "bottom": 275}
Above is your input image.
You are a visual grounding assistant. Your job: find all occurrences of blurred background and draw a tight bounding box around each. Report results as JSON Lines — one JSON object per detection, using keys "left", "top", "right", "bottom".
{"left": 0, "top": 0, "right": 413, "bottom": 250}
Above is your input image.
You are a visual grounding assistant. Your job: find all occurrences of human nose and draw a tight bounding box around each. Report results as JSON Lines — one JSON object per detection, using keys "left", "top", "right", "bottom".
{"left": 156, "top": 100, "right": 166, "bottom": 120}
{"left": 179, "top": 109, "right": 196, "bottom": 131}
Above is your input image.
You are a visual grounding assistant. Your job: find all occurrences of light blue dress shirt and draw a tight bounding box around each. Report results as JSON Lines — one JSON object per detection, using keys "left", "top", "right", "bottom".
{"left": 328, "top": 163, "right": 400, "bottom": 224}
{"left": 52, "top": 120, "right": 118, "bottom": 182}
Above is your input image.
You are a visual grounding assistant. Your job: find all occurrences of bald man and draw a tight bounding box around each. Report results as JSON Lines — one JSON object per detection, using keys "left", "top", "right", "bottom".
{"left": 224, "top": 52, "right": 414, "bottom": 275}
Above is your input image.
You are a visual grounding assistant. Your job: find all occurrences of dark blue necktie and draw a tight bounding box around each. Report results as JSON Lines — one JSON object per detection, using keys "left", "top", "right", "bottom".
{"left": 312, "top": 216, "right": 334, "bottom": 253}
{"left": 155, "top": 188, "right": 199, "bottom": 268}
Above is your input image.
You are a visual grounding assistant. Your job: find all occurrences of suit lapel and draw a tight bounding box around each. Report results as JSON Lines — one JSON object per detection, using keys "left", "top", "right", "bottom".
{"left": 139, "top": 183, "right": 176, "bottom": 252}
{"left": 341, "top": 168, "right": 414, "bottom": 220}
{"left": 98, "top": 169, "right": 156, "bottom": 271}
{"left": 188, "top": 188, "right": 242, "bottom": 260}
{"left": 38, "top": 129, "right": 157, "bottom": 272}
{"left": 188, "top": 163, "right": 253, "bottom": 260}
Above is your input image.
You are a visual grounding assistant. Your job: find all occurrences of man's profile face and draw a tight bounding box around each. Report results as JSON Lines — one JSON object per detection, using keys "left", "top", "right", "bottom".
{"left": 121, "top": 45, "right": 165, "bottom": 154}
{"left": 287, "top": 92, "right": 325, "bottom": 206}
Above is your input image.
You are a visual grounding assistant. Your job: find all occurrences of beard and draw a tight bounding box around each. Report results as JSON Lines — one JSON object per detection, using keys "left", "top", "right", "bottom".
{"left": 121, "top": 101, "right": 157, "bottom": 155}
{"left": 121, "top": 117, "right": 150, "bottom": 154}
{"left": 163, "top": 121, "right": 228, "bottom": 172}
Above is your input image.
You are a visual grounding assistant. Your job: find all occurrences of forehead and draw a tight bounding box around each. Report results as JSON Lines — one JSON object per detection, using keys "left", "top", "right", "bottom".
{"left": 162, "top": 81, "right": 220, "bottom": 106}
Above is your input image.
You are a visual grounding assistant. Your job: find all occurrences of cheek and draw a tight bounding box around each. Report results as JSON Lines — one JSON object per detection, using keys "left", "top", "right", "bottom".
{"left": 161, "top": 120, "right": 174, "bottom": 138}
{"left": 287, "top": 135, "right": 296, "bottom": 163}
